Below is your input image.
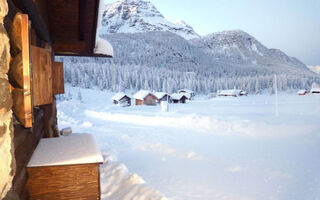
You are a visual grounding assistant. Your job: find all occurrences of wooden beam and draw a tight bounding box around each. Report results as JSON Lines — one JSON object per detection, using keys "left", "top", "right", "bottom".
{"left": 9, "top": 13, "right": 32, "bottom": 128}
{"left": 8, "top": 52, "right": 23, "bottom": 88}
{"left": 31, "top": 45, "right": 53, "bottom": 106}
{"left": 52, "top": 40, "right": 86, "bottom": 54}
{"left": 12, "top": 88, "right": 32, "bottom": 128}
{"left": 11, "top": 0, "right": 51, "bottom": 43}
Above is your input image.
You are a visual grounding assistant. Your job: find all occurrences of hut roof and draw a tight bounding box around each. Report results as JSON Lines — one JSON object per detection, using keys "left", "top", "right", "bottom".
{"left": 311, "top": 88, "right": 320, "bottom": 92}
{"left": 297, "top": 89, "right": 307, "bottom": 94}
{"left": 178, "top": 89, "right": 194, "bottom": 94}
{"left": 171, "top": 93, "right": 186, "bottom": 100}
{"left": 112, "top": 92, "right": 130, "bottom": 101}
{"left": 10, "top": 0, "right": 113, "bottom": 57}
{"left": 154, "top": 92, "right": 169, "bottom": 99}
{"left": 218, "top": 90, "right": 241, "bottom": 96}
{"left": 133, "top": 90, "right": 153, "bottom": 100}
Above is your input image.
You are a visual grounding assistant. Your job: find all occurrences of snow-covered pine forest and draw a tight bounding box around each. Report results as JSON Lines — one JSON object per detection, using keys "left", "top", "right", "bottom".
{"left": 56, "top": 31, "right": 320, "bottom": 94}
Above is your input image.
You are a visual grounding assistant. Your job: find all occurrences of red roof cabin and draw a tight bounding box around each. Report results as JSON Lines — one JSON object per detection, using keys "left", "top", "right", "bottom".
{"left": 134, "top": 90, "right": 157, "bottom": 106}
{"left": 297, "top": 89, "right": 308, "bottom": 95}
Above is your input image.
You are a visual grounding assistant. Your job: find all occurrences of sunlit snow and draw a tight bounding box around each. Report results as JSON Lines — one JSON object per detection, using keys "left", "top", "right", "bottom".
{"left": 57, "top": 85, "right": 320, "bottom": 200}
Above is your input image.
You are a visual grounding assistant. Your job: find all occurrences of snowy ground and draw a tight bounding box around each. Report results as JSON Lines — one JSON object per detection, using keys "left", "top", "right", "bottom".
{"left": 57, "top": 85, "right": 320, "bottom": 200}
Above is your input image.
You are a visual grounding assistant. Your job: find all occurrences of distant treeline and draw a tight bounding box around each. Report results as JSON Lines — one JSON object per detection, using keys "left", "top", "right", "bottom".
{"left": 56, "top": 56, "right": 319, "bottom": 94}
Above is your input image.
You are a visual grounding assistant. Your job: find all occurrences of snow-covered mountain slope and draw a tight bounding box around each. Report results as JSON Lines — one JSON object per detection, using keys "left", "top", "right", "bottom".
{"left": 57, "top": 31, "right": 320, "bottom": 94}
{"left": 104, "top": 31, "right": 312, "bottom": 75}
{"left": 191, "top": 30, "right": 307, "bottom": 69}
{"left": 308, "top": 65, "right": 320, "bottom": 74}
{"left": 99, "top": 0, "right": 200, "bottom": 40}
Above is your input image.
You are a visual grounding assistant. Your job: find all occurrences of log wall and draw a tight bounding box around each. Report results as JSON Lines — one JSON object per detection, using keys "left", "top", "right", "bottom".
{"left": 1, "top": 2, "right": 60, "bottom": 199}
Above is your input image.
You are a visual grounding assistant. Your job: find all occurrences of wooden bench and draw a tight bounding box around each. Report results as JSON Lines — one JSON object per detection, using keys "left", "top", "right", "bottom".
{"left": 27, "top": 134, "right": 103, "bottom": 200}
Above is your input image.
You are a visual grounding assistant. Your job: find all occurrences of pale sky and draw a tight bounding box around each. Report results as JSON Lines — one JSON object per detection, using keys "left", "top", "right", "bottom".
{"left": 104, "top": 0, "right": 320, "bottom": 66}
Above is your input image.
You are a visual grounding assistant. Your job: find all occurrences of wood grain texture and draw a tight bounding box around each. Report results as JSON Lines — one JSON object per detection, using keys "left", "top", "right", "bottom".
{"left": 8, "top": 52, "right": 23, "bottom": 88}
{"left": 52, "top": 62, "right": 64, "bottom": 94}
{"left": 9, "top": 13, "right": 32, "bottom": 128}
{"left": 12, "top": 88, "right": 32, "bottom": 128}
{"left": 31, "top": 45, "right": 53, "bottom": 106}
{"left": 52, "top": 40, "right": 86, "bottom": 54}
{"left": 27, "top": 164, "right": 101, "bottom": 200}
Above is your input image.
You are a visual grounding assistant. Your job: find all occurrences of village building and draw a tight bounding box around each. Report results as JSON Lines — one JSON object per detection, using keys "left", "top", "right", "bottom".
{"left": 310, "top": 88, "right": 320, "bottom": 94}
{"left": 112, "top": 92, "right": 131, "bottom": 106}
{"left": 0, "top": 0, "right": 112, "bottom": 199}
{"left": 297, "top": 89, "right": 308, "bottom": 95}
{"left": 218, "top": 89, "right": 247, "bottom": 97}
{"left": 134, "top": 90, "right": 157, "bottom": 106}
{"left": 178, "top": 89, "right": 195, "bottom": 100}
{"left": 171, "top": 93, "right": 188, "bottom": 103}
{"left": 218, "top": 90, "right": 239, "bottom": 97}
{"left": 239, "top": 90, "right": 248, "bottom": 96}
{"left": 154, "top": 92, "right": 172, "bottom": 103}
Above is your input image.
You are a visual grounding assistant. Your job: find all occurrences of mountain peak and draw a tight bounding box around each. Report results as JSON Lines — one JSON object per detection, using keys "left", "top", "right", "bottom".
{"left": 99, "top": 0, "right": 200, "bottom": 40}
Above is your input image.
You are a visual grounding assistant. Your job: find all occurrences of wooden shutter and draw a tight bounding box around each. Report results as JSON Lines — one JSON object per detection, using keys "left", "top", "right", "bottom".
{"left": 31, "top": 45, "right": 53, "bottom": 106}
{"left": 52, "top": 62, "right": 64, "bottom": 95}
{"left": 9, "top": 13, "right": 32, "bottom": 128}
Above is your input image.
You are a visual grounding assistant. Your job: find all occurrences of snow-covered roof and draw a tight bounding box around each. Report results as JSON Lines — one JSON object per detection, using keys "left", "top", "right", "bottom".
{"left": 133, "top": 90, "right": 153, "bottom": 100}
{"left": 171, "top": 93, "right": 186, "bottom": 100}
{"left": 218, "top": 90, "right": 241, "bottom": 96}
{"left": 311, "top": 88, "right": 320, "bottom": 92}
{"left": 94, "top": 36, "right": 114, "bottom": 57}
{"left": 297, "top": 89, "right": 307, "bottom": 94}
{"left": 178, "top": 89, "right": 194, "bottom": 94}
{"left": 154, "top": 92, "right": 169, "bottom": 99}
{"left": 240, "top": 91, "right": 247, "bottom": 95}
{"left": 112, "top": 92, "right": 130, "bottom": 101}
{"left": 27, "top": 134, "right": 103, "bottom": 167}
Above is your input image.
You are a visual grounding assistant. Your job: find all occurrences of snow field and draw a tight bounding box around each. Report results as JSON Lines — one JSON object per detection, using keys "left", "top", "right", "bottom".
{"left": 57, "top": 85, "right": 320, "bottom": 200}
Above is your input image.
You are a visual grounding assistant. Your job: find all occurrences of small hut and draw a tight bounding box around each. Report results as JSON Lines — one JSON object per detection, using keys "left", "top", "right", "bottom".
{"left": 171, "top": 93, "right": 187, "bottom": 104}
{"left": 178, "top": 89, "right": 195, "bottom": 100}
{"left": 154, "top": 92, "right": 171, "bottom": 103}
{"left": 311, "top": 88, "right": 320, "bottom": 94}
{"left": 112, "top": 93, "right": 131, "bottom": 106}
{"left": 297, "top": 89, "right": 308, "bottom": 95}
{"left": 133, "top": 90, "right": 157, "bottom": 106}
{"left": 239, "top": 90, "right": 248, "bottom": 96}
{"left": 218, "top": 90, "right": 239, "bottom": 97}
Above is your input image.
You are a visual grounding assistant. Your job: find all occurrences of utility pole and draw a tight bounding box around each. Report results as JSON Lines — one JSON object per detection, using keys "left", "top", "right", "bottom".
{"left": 274, "top": 74, "right": 279, "bottom": 117}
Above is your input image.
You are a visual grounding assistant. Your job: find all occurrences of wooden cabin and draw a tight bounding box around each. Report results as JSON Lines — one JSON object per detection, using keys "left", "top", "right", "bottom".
{"left": 239, "top": 90, "right": 248, "bottom": 96}
{"left": 218, "top": 90, "right": 240, "bottom": 97}
{"left": 178, "top": 89, "right": 195, "bottom": 100}
{"left": 134, "top": 90, "right": 157, "bottom": 106}
{"left": 171, "top": 93, "right": 187, "bottom": 104}
{"left": 311, "top": 88, "right": 320, "bottom": 94}
{"left": 154, "top": 92, "right": 172, "bottom": 103}
{"left": 112, "top": 92, "right": 131, "bottom": 107}
{"left": 0, "top": 0, "right": 112, "bottom": 199}
{"left": 297, "top": 89, "right": 308, "bottom": 95}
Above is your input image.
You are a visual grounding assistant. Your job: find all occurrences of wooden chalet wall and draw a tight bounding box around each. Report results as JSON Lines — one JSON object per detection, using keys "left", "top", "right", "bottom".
{"left": 2, "top": 0, "right": 60, "bottom": 199}
{"left": 1, "top": 0, "right": 103, "bottom": 198}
